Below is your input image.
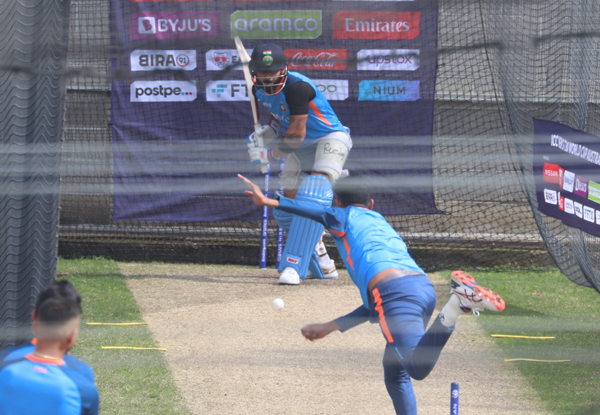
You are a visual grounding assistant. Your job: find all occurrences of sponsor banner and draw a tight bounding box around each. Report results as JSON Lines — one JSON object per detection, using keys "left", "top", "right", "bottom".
{"left": 358, "top": 80, "right": 420, "bottom": 101}
{"left": 542, "top": 162, "right": 561, "bottom": 184}
{"left": 574, "top": 175, "right": 588, "bottom": 198}
{"left": 544, "top": 189, "right": 557, "bottom": 205}
{"left": 333, "top": 11, "right": 420, "bottom": 40}
{"left": 206, "top": 80, "right": 250, "bottom": 101}
{"left": 534, "top": 119, "right": 600, "bottom": 237}
{"left": 130, "top": 81, "right": 197, "bottom": 102}
{"left": 589, "top": 181, "right": 600, "bottom": 204}
{"left": 206, "top": 49, "right": 251, "bottom": 71}
{"left": 130, "top": 12, "right": 219, "bottom": 40}
{"left": 231, "top": 10, "right": 322, "bottom": 39}
{"left": 357, "top": 49, "right": 419, "bottom": 71}
{"left": 131, "top": 50, "right": 196, "bottom": 71}
{"left": 285, "top": 49, "right": 348, "bottom": 70}
{"left": 111, "top": 0, "right": 439, "bottom": 221}
{"left": 312, "top": 79, "right": 348, "bottom": 101}
{"left": 584, "top": 206, "right": 595, "bottom": 223}
{"left": 562, "top": 170, "right": 575, "bottom": 192}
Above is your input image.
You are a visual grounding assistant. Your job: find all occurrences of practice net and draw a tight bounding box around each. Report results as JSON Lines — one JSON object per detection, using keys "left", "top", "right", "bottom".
{"left": 4, "top": 0, "right": 600, "bottom": 334}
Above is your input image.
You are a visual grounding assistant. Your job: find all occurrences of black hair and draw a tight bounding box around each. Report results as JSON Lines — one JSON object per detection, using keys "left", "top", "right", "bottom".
{"left": 35, "top": 280, "right": 82, "bottom": 324}
{"left": 334, "top": 174, "right": 372, "bottom": 207}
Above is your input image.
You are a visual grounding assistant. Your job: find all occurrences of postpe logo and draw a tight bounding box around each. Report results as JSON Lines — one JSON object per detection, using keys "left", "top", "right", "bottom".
{"left": 285, "top": 49, "right": 348, "bottom": 70}
{"left": 231, "top": 10, "right": 322, "bottom": 39}
{"left": 313, "top": 80, "right": 348, "bottom": 101}
{"left": 358, "top": 80, "right": 420, "bottom": 101}
{"left": 206, "top": 80, "right": 251, "bottom": 101}
{"left": 357, "top": 49, "right": 419, "bottom": 71}
{"left": 131, "top": 50, "right": 196, "bottom": 71}
{"left": 333, "top": 11, "right": 420, "bottom": 40}
{"left": 131, "top": 81, "right": 197, "bottom": 102}
{"left": 131, "top": 12, "right": 219, "bottom": 40}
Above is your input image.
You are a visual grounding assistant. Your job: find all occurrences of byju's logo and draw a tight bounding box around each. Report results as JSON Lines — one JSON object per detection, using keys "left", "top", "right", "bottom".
{"left": 333, "top": 11, "right": 420, "bottom": 40}
{"left": 131, "top": 12, "right": 219, "bottom": 40}
{"left": 574, "top": 175, "right": 588, "bottom": 198}
{"left": 131, "top": 50, "right": 196, "bottom": 71}
{"left": 131, "top": 81, "right": 197, "bottom": 102}
{"left": 285, "top": 49, "right": 348, "bottom": 70}
{"left": 206, "top": 80, "right": 251, "bottom": 101}
{"left": 358, "top": 80, "right": 420, "bottom": 101}
{"left": 205, "top": 49, "right": 251, "bottom": 71}
{"left": 357, "top": 49, "right": 419, "bottom": 71}
{"left": 231, "top": 10, "right": 322, "bottom": 39}
{"left": 313, "top": 80, "right": 348, "bottom": 101}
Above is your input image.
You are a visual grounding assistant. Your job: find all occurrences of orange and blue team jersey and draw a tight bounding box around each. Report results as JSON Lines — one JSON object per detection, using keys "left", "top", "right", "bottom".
{"left": 254, "top": 71, "right": 346, "bottom": 144}
{"left": 276, "top": 195, "right": 425, "bottom": 309}
{"left": 0, "top": 343, "right": 98, "bottom": 415}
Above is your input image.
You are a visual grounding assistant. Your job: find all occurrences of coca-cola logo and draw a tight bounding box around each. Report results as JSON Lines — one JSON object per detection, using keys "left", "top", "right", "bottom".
{"left": 284, "top": 49, "right": 348, "bottom": 70}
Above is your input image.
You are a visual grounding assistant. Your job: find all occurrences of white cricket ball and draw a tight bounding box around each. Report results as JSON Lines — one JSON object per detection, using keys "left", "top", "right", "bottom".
{"left": 271, "top": 298, "right": 284, "bottom": 311}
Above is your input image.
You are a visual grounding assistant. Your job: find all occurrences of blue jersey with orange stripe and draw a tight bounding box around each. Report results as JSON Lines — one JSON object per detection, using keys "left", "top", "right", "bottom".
{"left": 277, "top": 196, "right": 424, "bottom": 308}
{"left": 254, "top": 71, "right": 345, "bottom": 145}
{"left": 0, "top": 352, "right": 99, "bottom": 415}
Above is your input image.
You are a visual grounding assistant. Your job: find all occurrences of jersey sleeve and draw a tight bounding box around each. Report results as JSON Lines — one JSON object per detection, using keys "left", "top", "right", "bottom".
{"left": 276, "top": 195, "right": 347, "bottom": 231}
{"left": 334, "top": 306, "right": 371, "bottom": 332}
{"left": 285, "top": 81, "right": 316, "bottom": 115}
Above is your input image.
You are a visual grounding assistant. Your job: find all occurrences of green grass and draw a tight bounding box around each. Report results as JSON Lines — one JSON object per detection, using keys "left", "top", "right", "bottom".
{"left": 442, "top": 269, "right": 600, "bottom": 415}
{"left": 57, "top": 258, "right": 190, "bottom": 415}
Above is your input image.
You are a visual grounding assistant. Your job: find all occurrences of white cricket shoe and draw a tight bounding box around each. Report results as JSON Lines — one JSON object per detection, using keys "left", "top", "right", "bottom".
{"left": 451, "top": 270, "right": 505, "bottom": 315}
{"left": 278, "top": 267, "right": 301, "bottom": 285}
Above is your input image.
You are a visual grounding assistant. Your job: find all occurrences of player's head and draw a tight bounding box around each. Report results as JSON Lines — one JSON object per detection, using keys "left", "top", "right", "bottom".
{"left": 33, "top": 280, "right": 82, "bottom": 341}
{"left": 334, "top": 174, "right": 372, "bottom": 208}
{"left": 249, "top": 43, "right": 287, "bottom": 95}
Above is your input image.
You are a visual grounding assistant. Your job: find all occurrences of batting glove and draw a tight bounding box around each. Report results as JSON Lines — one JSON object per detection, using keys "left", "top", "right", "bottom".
{"left": 249, "top": 147, "right": 280, "bottom": 165}
{"left": 246, "top": 120, "right": 280, "bottom": 149}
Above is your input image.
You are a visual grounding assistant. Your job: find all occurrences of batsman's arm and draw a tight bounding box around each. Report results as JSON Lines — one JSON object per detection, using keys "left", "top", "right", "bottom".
{"left": 271, "top": 114, "right": 308, "bottom": 159}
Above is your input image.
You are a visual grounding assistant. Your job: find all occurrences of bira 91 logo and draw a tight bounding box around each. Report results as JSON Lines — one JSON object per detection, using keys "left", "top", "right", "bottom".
{"left": 285, "top": 49, "right": 348, "bottom": 70}
{"left": 231, "top": 10, "right": 322, "bottom": 39}
{"left": 332, "top": 11, "right": 420, "bottom": 40}
{"left": 131, "top": 50, "right": 196, "bottom": 71}
{"left": 131, "top": 81, "right": 197, "bottom": 102}
{"left": 131, "top": 12, "right": 219, "bottom": 40}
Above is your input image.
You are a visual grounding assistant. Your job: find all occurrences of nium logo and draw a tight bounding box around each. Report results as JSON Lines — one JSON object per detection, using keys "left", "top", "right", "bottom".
{"left": 231, "top": 10, "right": 322, "bottom": 39}
{"left": 357, "top": 49, "right": 419, "bottom": 71}
{"left": 131, "top": 81, "right": 197, "bottom": 102}
{"left": 206, "top": 80, "right": 251, "bottom": 101}
{"left": 131, "top": 50, "right": 196, "bottom": 71}
{"left": 332, "top": 11, "right": 420, "bottom": 40}
{"left": 206, "top": 49, "right": 251, "bottom": 71}
{"left": 358, "top": 80, "right": 420, "bottom": 101}
{"left": 544, "top": 189, "right": 557, "bottom": 205}
{"left": 285, "top": 49, "right": 348, "bottom": 70}
{"left": 313, "top": 79, "right": 348, "bottom": 101}
{"left": 584, "top": 206, "right": 595, "bottom": 223}
{"left": 131, "top": 12, "right": 219, "bottom": 40}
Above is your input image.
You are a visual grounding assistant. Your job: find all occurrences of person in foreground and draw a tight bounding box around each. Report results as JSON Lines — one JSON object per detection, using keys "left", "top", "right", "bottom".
{"left": 0, "top": 280, "right": 99, "bottom": 415}
{"left": 238, "top": 173, "right": 505, "bottom": 415}
{"left": 244, "top": 42, "right": 352, "bottom": 284}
